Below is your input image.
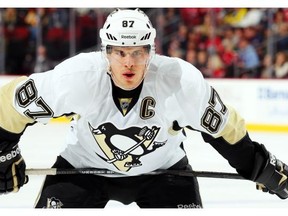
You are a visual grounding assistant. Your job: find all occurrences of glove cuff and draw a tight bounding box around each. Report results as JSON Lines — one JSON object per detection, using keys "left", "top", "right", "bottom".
{"left": 253, "top": 144, "right": 288, "bottom": 199}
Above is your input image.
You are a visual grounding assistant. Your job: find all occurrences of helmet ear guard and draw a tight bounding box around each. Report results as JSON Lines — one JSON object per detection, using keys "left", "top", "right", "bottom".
{"left": 100, "top": 8, "right": 156, "bottom": 48}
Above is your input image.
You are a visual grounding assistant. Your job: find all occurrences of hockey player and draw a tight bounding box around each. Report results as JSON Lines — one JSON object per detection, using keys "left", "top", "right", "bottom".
{"left": 0, "top": 8, "right": 287, "bottom": 208}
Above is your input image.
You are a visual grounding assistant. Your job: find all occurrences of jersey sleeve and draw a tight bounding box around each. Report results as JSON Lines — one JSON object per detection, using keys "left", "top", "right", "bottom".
{"left": 0, "top": 76, "right": 35, "bottom": 135}
{"left": 0, "top": 53, "right": 99, "bottom": 135}
{"left": 169, "top": 58, "right": 247, "bottom": 145}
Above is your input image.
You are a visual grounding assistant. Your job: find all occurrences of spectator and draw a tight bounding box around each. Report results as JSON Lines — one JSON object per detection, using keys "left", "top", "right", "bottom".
{"left": 232, "top": 9, "right": 264, "bottom": 28}
{"left": 3, "top": 8, "right": 18, "bottom": 30}
{"left": 179, "top": 8, "right": 205, "bottom": 28}
{"left": 259, "top": 54, "right": 274, "bottom": 79}
{"left": 222, "top": 8, "right": 248, "bottom": 26}
{"left": 3, "top": 8, "right": 288, "bottom": 79}
{"left": 33, "top": 45, "right": 54, "bottom": 73}
{"left": 195, "top": 50, "right": 209, "bottom": 77}
{"left": 162, "top": 8, "right": 181, "bottom": 55}
{"left": 24, "top": 9, "right": 37, "bottom": 41}
{"left": 221, "top": 31, "right": 237, "bottom": 78}
{"left": 47, "top": 8, "right": 69, "bottom": 29}
{"left": 273, "top": 51, "right": 288, "bottom": 78}
{"left": 176, "top": 23, "right": 189, "bottom": 50}
{"left": 236, "top": 37, "right": 260, "bottom": 77}
{"left": 275, "top": 23, "right": 288, "bottom": 52}
{"left": 4, "top": 8, "right": 30, "bottom": 75}
{"left": 206, "top": 54, "right": 225, "bottom": 78}
{"left": 167, "top": 37, "right": 183, "bottom": 58}
{"left": 185, "top": 49, "right": 197, "bottom": 65}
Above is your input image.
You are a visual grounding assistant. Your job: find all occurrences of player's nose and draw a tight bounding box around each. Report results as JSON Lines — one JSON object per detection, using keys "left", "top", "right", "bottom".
{"left": 123, "top": 55, "right": 134, "bottom": 68}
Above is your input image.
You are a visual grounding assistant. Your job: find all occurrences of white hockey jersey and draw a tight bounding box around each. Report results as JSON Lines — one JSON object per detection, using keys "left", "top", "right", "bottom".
{"left": 7, "top": 51, "right": 246, "bottom": 176}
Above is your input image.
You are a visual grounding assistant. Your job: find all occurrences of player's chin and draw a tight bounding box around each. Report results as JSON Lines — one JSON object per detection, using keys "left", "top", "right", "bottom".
{"left": 123, "top": 80, "right": 142, "bottom": 90}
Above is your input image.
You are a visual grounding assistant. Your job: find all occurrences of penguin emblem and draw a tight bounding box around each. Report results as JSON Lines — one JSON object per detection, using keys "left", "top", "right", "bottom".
{"left": 88, "top": 122, "right": 166, "bottom": 172}
{"left": 46, "top": 197, "right": 63, "bottom": 209}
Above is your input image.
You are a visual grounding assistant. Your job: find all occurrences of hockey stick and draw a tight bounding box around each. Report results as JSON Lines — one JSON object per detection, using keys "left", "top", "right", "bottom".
{"left": 107, "top": 137, "right": 148, "bottom": 163}
{"left": 25, "top": 168, "right": 245, "bottom": 180}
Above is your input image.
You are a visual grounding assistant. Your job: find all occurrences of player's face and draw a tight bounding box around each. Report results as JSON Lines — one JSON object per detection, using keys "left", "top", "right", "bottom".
{"left": 107, "top": 46, "right": 150, "bottom": 90}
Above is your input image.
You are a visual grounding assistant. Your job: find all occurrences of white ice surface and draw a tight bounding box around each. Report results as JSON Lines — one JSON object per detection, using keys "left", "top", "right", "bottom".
{"left": 0, "top": 123, "right": 287, "bottom": 210}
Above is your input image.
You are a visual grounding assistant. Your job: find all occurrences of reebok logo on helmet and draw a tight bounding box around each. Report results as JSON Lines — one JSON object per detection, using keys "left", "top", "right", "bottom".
{"left": 121, "top": 35, "right": 137, "bottom": 39}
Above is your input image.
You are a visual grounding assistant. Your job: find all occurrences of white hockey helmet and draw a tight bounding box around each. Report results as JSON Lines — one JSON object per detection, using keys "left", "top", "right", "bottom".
{"left": 100, "top": 8, "right": 156, "bottom": 49}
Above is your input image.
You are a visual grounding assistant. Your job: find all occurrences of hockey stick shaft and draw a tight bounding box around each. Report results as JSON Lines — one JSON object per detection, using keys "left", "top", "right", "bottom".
{"left": 25, "top": 168, "right": 245, "bottom": 180}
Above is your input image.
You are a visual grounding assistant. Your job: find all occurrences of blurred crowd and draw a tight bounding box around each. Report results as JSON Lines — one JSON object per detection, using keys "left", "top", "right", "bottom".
{"left": 2, "top": 8, "right": 288, "bottom": 79}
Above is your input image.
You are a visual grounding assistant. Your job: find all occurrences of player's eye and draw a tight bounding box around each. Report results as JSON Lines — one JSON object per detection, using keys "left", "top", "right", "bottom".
{"left": 114, "top": 50, "right": 126, "bottom": 57}
{"left": 131, "top": 50, "right": 144, "bottom": 58}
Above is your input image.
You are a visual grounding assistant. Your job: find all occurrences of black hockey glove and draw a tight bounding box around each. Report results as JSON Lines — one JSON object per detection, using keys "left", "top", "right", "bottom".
{"left": 252, "top": 144, "right": 288, "bottom": 199}
{"left": 0, "top": 141, "right": 28, "bottom": 194}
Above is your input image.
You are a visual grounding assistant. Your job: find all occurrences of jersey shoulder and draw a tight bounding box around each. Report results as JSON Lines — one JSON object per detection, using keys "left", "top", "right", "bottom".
{"left": 48, "top": 51, "right": 108, "bottom": 91}
{"left": 28, "top": 51, "right": 109, "bottom": 111}
{"left": 54, "top": 51, "right": 105, "bottom": 76}
{"left": 150, "top": 54, "right": 205, "bottom": 87}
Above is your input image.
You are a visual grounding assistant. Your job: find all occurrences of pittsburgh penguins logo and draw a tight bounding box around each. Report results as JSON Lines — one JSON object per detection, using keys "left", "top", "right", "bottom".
{"left": 89, "top": 122, "right": 166, "bottom": 172}
{"left": 46, "top": 197, "right": 63, "bottom": 209}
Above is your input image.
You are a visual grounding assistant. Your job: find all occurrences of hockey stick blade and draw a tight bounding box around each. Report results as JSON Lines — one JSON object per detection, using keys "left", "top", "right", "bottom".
{"left": 25, "top": 168, "right": 245, "bottom": 180}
